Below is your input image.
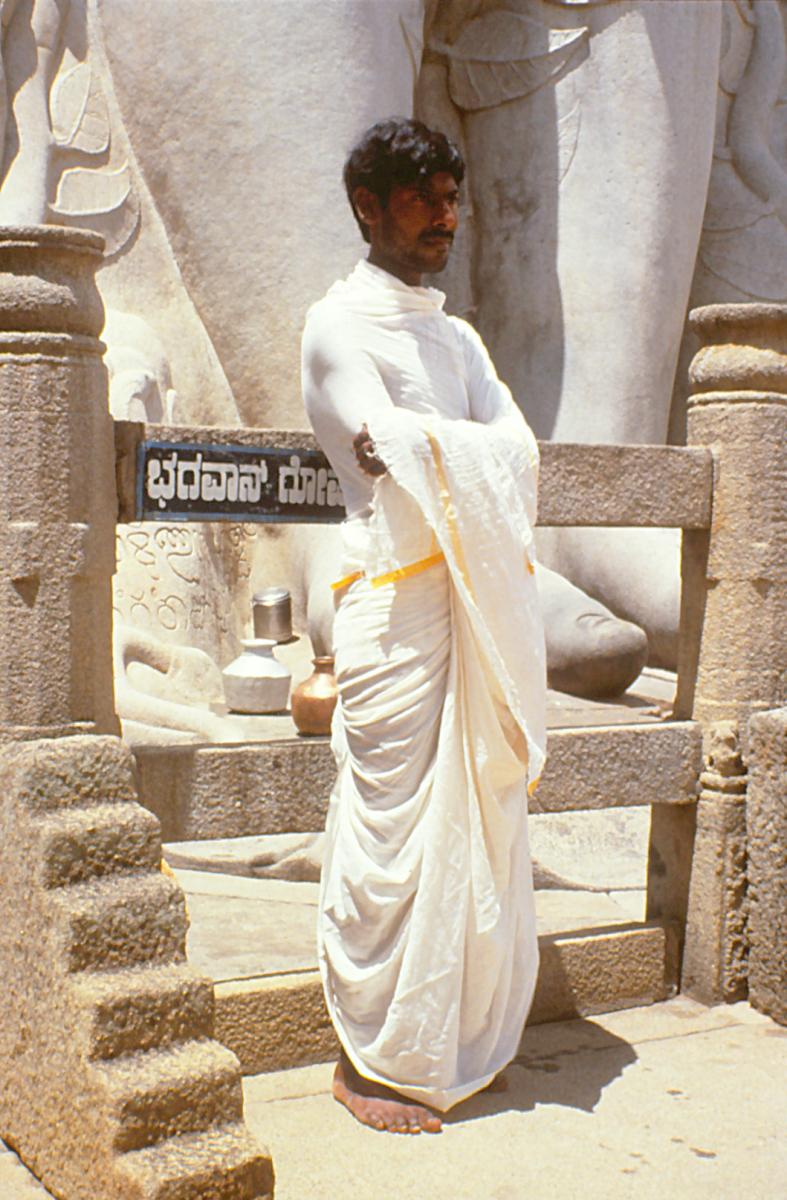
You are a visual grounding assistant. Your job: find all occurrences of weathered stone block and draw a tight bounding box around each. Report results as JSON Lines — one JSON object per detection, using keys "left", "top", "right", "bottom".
{"left": 78, "top": 966, "right": 215, "bottom": 1061}
{"left": 214, "top": 972, "right": 339, "bottom": 1077}
{"left": 121, "top": 1124, "right": 274, "bottom": 1200}
{"left": 747, "top": 707, "right": 787, "bottom": 1025}
{"left": 528, "top": 925, "right": 669, "bottom": 1026}
{"left": 1, "top": 734, "right": 138, "bottom": 811}
{"left": 35, "top": 803, "right": 162, "bottom": 888}
{"left": 134, "top": 739, "right": 337, "bottom": 840}
{"left": 135, "top": 722, "right": 702, "bottom": 842}
{"left": 215, "top": 926, "right": 669, "bottom": 1077}
{"left": 52, "top": 873, "right": 188, "bottom": 973}
{"left": 95, "top": 1041, "right": 244, "bottom": 1153}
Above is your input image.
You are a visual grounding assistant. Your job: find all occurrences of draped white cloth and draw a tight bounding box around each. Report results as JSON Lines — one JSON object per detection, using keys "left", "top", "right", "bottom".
{"left": 303, "top": 261, "right": 546, "bottom": 1112}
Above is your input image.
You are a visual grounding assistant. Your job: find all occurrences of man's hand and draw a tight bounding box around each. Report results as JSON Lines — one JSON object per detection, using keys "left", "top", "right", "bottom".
{"left": 353, "top": 423, "right": 387, "bottom": 476}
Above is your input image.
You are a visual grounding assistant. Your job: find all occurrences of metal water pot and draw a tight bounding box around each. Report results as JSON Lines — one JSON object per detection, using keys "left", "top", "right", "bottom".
{"left": 252, "top": 587, "right": 292, "bottom": 643}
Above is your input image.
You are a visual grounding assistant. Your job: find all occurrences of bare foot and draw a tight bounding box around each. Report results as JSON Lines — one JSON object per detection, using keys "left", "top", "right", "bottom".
{"left": 332, "top": 1053, "right": 442, "bottom": 1134}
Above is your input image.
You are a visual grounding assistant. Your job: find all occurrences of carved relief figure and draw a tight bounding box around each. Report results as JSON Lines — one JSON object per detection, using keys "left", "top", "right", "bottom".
{"left": 0, "top": 0, "right": 69, "bottom": 221}
{"left": 694, "top": 0, "right": 787, "bottom": 306}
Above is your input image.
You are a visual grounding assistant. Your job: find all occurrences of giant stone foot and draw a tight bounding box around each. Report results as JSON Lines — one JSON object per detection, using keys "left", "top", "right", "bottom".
{"left": 537, "top": 564, "right": 649, "bottom": 699}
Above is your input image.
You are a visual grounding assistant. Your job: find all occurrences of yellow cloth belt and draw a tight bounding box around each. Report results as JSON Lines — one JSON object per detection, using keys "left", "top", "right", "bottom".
{"left": 332, "top": 550, "right": 532, "bottom": 592}
{"left": 331, "top": 549, "right": 446, "bottom": 594}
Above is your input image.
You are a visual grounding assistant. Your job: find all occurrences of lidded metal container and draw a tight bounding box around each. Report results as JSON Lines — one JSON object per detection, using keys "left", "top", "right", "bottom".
{"left": 252, "top": 587, "right": 293, "bottom": 643}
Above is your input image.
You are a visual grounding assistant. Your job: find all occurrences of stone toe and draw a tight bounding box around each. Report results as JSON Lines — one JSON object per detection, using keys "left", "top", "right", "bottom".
{"left": 546, "top": 612, "right": 649, "bottom": 699}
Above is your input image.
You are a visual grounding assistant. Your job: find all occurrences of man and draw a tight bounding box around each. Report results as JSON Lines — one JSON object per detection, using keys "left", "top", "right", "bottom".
{"left": 302, "top": 118, "right": 546, "bottom": 1134}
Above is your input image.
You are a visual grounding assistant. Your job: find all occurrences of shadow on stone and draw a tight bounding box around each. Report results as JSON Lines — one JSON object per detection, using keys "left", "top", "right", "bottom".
{"left": 445, "top": 1018, "right": 638, "bottom": 1125}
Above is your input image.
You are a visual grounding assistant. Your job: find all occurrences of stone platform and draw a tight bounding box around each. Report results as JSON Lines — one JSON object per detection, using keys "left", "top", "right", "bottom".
{"left": 6, "top": 999, "right": 785, "bottom": 1200}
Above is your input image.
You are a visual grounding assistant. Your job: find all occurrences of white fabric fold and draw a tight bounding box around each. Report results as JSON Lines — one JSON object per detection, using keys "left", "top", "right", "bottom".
{"left": 324, "top": 258, "right": 447, "bottom": 320}
{"left": 318, "top": 410, "right": 546, "bottom": 1112}
{"left": 366, "top": 406, "right": 545, "bottom": 792}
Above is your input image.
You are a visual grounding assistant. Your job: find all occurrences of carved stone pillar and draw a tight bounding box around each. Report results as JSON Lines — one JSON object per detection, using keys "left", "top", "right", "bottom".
{"left": 0, "top": 227, "right": 118, "bottom": 740}
{"left": 681, "top": 722, "right": 748, "bottom": 1004}
{"left": 677, "top": 303, "right": 786, "bottom": 1001}
{"left": 681, "top": 303, "right": 786, "bottom": 744}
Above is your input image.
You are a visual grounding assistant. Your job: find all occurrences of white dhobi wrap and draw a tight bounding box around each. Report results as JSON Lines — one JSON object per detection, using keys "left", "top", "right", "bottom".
{"left": 318, "top": 403, "right": 546, "bottom": 1112}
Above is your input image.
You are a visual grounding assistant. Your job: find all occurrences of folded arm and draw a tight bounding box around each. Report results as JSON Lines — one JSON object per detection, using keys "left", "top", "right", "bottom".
{"left": 302, "top": 305, "right": 394, "bottom": 480}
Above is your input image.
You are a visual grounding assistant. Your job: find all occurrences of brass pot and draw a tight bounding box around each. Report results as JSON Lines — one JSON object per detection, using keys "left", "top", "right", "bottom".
{"left": 291, "top": 656, "right": 337, "bottom": 736}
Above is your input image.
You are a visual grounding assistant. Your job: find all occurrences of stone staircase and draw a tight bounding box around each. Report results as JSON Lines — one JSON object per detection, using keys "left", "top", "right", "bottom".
{"left": 0, "top": 736, "right": 273, "bottom": 1200}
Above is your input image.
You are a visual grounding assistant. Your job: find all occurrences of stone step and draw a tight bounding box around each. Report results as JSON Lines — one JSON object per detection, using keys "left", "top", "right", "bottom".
{"left": 51, "top": 871, "right": 187, "bottom": 973}
{"left": 75, "top": 963, "right": 215, "bottom": 1061}
{"left": 8, "top": 735, "right": 138, "bottom": 813}
{"left": 213, "top": 923, "right": 671, "bottom": 1077}
{"left": 35, "top": 802, "right": 162, "bottom": 888}
{"left": 96, "top": 1039, "right": 244, "bottom": 1153}
{"left": 120, "top": 1121, "right": 273, "bottom": 1200}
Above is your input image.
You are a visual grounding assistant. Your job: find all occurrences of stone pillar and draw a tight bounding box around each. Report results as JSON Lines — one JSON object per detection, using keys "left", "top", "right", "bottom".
{"left": 746, "top": 707, "right": 786, "bottom": 1025}
{"left": 684, "top": 303, "right": 786, "bottom": 743}
{"left": 0, "top": 227, "right": 118, "bottom": 741}
{"left": 678, "top": 303, "right": 787, "bottom": 1002}
{"left": 681, "top": 722, "right": 748, "bottom": 1004}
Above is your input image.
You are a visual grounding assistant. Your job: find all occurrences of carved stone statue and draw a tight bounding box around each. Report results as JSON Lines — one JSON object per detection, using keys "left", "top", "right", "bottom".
{"left": 1, "top": 0, "right": 784, "bottom": 733}
{"left": 420, "top": 0, "right": 786, "bottom": 671}
{"left": 0, "top": 0, "right": 69, "bottom": 223}
{"left": 0, "top": 0, "right": 259, "bottom": 741}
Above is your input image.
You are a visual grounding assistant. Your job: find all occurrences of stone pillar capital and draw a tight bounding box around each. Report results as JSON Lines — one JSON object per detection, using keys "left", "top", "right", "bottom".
{"left": 0, "top": 225, "right": 105, "bottom": 338}
{"left": 687, "top": 302, "right": 787, "bottom": 408}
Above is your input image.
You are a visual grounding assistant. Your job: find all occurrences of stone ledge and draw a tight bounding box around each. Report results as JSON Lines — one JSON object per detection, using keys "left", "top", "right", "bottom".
{"left": 134, "top": 721, "right": 701, "bottom": 841}
{"left": 216, "top": 923, "right": 669, "bottom": 1076}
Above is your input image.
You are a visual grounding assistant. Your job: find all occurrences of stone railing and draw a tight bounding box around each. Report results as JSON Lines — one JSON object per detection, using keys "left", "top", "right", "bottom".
{"left": 114, "top": 303, "right": 786, "bottom": 1028}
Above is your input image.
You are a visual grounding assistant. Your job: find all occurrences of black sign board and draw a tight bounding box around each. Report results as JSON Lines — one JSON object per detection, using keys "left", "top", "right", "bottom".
{"left": 136, "top": 440, "right": 346, "bottom": 523}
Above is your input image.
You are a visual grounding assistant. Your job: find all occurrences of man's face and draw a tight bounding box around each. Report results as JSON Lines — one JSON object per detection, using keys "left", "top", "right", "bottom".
{"left": 357, "top": 171, "right": 460, "bottom": 285}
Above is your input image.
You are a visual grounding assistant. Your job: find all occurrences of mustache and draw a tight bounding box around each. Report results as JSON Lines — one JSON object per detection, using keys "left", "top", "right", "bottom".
{"left": 419, "top": 231, "right": 454, "bottom": 243}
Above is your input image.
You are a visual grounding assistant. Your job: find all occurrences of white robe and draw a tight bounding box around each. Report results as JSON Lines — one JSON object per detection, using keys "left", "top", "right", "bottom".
{"left": 301, "top": 261, "right": 546, "bottom": 1111}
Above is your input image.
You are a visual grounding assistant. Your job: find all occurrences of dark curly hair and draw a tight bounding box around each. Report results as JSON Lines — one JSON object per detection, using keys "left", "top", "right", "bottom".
{"left": 344, "top": 118, "right": 465, "bottom": 243}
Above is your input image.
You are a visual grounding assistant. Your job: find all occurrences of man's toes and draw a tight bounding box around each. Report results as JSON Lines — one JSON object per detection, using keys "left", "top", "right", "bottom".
{"left": 417, "top": 1107, "right": 442, "bottom": 1132}
{"left": 403, "top": 1106, "right": 424, "bottom": 1133}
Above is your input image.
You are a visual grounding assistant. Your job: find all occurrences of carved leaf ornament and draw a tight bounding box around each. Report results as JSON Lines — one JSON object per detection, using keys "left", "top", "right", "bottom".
{"left": 50, "top": 60, "right": 109, "bottom": 153}
{"left": 48, "top": 59, "right": 139, "bottom": 257}
{"left": 429, "top": 10, "right": 588, "bottom": 112}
